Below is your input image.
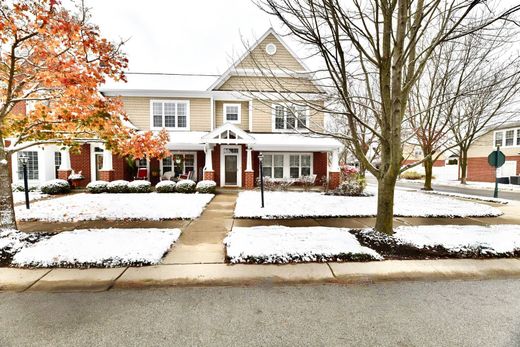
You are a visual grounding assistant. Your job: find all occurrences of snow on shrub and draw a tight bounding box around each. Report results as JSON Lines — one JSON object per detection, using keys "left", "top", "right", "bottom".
{"left": 400, "top": 170, "right": 423, "bottom": 180}
{"left": 128, "top": 180, "right": 152, "bottom": 193}
{"left": 196, "top": 180, "right": 216, "bottom": 194}
{"left": 107, "top": 180, "right": 129, "bottom": 193}
{"left": 175, "top": 179, "right": 196, "bottom": 193}
{"left": 68, "top": 170, "right": 84, "bottom": 180}
{"left": 40, "top": 179, "right": 71, "bottom": 195}
{"left": 86, "top": 180, "right": 108, "bottom": 194}
{"left": 155, "top": 180, "right": 176, "bottom": 193}
{"left": 12, "top": 183, "right": 40, "bottom": 192}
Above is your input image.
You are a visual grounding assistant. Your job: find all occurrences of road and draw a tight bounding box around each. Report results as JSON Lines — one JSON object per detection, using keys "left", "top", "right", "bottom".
{"left": 395, "top": 180, "right": 520, "bottom": 201}
{"left": 1, "top": 279, "right": 519, "bottom": 346}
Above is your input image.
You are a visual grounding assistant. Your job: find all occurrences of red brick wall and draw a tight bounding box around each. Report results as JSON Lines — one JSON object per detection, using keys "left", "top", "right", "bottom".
{"left": 197, "top": 150, "right": 205, "bottom": 181}
{"left": 467, "top": 156, "right": 520, "bottom": 182}
{"left": 313, "top": 152, "right": 328, "bottom": 185}
{"left": 212, "top": 145, "right": 221, "bottom": 186}
{"left": 70, "top": 144, "right": 91, "bottom": 187}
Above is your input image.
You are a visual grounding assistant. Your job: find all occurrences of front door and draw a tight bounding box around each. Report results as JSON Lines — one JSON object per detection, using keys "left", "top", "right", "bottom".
{"left": 95, "top": 153, "right": 103, "bottom": 180}
{"left": 221, "top": 146, "right": 241, "bottom": 186}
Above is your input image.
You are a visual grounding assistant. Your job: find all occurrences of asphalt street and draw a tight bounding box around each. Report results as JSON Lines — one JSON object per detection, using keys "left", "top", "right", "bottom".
{"left": 1, "top": 279, "right": 519, "bottom": 346}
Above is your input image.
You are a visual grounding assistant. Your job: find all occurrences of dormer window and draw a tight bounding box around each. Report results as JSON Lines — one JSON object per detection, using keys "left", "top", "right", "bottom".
{"left": 272, "top": 104, "right": 309, "bottom": 132}
{"left": 224, "top": 103, "right": 241, "bottom": 124}
{"left": 151, "top": 100, "right": 189, "bottom": 130}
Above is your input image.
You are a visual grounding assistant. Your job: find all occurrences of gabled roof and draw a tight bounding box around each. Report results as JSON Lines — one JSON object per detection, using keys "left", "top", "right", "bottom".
{"left": 208, "top": 28, "right": 313, "bottom": 91}
{"left": 201, "top": 122, "right": 255, "bottom": 144}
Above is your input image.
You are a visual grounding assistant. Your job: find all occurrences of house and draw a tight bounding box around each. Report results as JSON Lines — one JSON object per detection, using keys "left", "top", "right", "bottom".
{"left": 466, "top": 120, "right": 520, "bottom": 182}
{"left": 8, "top": 28, "right": 343, "bottom": 189}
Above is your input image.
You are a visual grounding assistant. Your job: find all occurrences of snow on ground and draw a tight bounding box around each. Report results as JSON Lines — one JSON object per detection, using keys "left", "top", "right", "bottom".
{"left": 0, "top": 229, "right": 48, "bottom": 266}
{"left": 401, "top": 178, "right": 520, "bottom": 192}
{"left": 394, "top": 225, "right": 520, "bottom": 256}
{"left": 422, "top": 190, "right": 509, "bottom": 204}
{"left": 234, "top": 191, "right": 502, "bottom": 219}
{"left": 12, "top": 192, "right": 48, "bottom": 204}
{"left": 12, "top": 228, "right": 181, "bottom": 268}
{"left": 15, "top": 193, "right": 214, "bottom": 222}
{"left": 224, "top": 226, "right": 382, "bottom": 263}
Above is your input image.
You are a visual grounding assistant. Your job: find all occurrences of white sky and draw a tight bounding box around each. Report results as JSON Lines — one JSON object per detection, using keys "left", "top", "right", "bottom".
{"left": 88, "top": 0, "right": 296, "bottom": 75}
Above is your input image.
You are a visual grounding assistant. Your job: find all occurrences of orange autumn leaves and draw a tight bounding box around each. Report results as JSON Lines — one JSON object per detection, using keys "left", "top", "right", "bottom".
{"left": 0, "top": 0, "right": 169, "bottom": 159}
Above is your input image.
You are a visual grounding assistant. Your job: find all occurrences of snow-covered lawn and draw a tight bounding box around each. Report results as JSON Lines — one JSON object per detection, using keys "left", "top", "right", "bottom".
{"left": 234, "top": 191, "right": 502, "bottom": 219}
{"left": 401, "top": 178, "right": 520, "bottom": 192}
{"left": 224, "top": 226, "right": 382, "bottom": 263}
{"left": 422, "top": 190, "right": 509, "bottom": 204}
{"left": 12, "top": 191, "right": 48, "bottom": 204}
{"left": 12, "top": 228, "right": 181, "bottom": 268}
{"left": 15, "top": 193, "right": 214, "bottom": 222}
{"left": 394, "top": 225, "right": 520, "bottom": 256}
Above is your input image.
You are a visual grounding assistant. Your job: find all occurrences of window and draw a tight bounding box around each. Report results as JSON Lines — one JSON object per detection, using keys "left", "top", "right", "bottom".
{"left": 494, "top": 131, "right": 503, "bottom": 147}
{"left": 517, "top": 129, "right": 520, "bottom": 146}
{"left": 262, "top": 153, "right": 312, "bottom": 179}
{"left": 17, "top": 151, "right": 39, "bottom": 180}
{"left": 162, "top": 153, "right": 196, "bottom": 178}
{"left": 273, "top": 104, "right": 308, "bottom": 131}
{"left": 224, "top": 104, "right": 241, "bottom": 123}
{"left": 54, "top": 152, "right": 62, "bottom": 178}
{"left": 151, "top": 100, "right": 189, "bottom": 129}
{"left": 137, "top": 158, "right": 147, "bottom": 168}
{"left": 505, "top": 130, "right": 515, "bottom": 146}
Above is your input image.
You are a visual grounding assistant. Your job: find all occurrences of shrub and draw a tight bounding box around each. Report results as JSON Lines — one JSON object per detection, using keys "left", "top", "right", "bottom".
{"left": 128, "top": 180, "right": 152, "bottom": 193}
{"left": 86, "top": 180, "right": 108, "bottom": 194}
{"left": 255, "top": 177, "right": 294, "bottom": 191}
{"left": 12, "top": 183, "right": 39, "bottom": 192}
{"left": 107, "top": 180, "right": 129, "bottom": 193}
{"left": 68, "top": 170, "right": 84, "bottom": 180}
{"left": 401, "top": 170, "right": 423, "bottom": 180}
{"left": 155, "top": 180, "right": 176, "bottom": 193}
{"left": 40, "top": 179, "right": 71, "bottom": 195}
{"left": 175, "top": 179, "right": 196, "bottom": 193}
{"left": 332, "top": 178, "right": 366, "bottom": 196}
{"left": 196, "top": 180, "right": 216, "bottom": 194}
{"left": 299, "top": 175, "right": 316, "bottom": 192}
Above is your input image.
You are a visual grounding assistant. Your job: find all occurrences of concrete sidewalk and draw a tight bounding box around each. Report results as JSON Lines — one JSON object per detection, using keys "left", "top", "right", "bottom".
{"left": 2, "top": 258, "right": 520, "bottom": 292}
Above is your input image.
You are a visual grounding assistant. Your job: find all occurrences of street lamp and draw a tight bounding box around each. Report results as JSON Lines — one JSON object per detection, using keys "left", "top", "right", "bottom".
{"left": 258, "top": 153, "right": 265, "bottom": 208}
{"left": 18, "top": 153, "right": 30, "bottom": 209}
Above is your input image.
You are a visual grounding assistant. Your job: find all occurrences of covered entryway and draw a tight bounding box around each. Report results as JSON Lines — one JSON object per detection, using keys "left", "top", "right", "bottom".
{"left": 221, "top": 146, "right": 242, "bottom": 186}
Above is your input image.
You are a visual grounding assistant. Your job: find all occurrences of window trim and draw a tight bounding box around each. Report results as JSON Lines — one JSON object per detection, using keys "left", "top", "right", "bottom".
{"left": 160, "top": 152, "right": 198, "bottom": 180}
{"left": 494, "top": 128, "right": 520, "bottom": 148}
{"left": 149, "top": 99, "right": 191, "bottom": 131}
{"left": 261, "top": 152, "right": 313, "bottom": 179}
{"left": 271, "top": 103, "right": 309, "bottom": 133}
{"left": 17, "top": 151, "right": 39, "bottom": 181}
{"left": 223, "top": 103, "right": 241, "bottom": 124}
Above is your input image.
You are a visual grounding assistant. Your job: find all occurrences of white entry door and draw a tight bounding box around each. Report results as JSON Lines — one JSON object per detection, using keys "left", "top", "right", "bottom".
{"left": 498, "top": 161, "right": 517, "bottom": 177}
{"left": 220, "top": 146, "right": 242, "bottom": 187}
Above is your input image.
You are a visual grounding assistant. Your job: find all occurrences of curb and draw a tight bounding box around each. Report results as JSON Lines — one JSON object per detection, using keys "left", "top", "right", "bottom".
{"left": 1, "top": 259, "right": 520, "bottom": 292}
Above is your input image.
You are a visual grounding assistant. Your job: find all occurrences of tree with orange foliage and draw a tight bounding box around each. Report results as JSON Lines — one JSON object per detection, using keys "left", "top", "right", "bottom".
{"left": 0, "top": 0, "right": 169, "bottom": 229}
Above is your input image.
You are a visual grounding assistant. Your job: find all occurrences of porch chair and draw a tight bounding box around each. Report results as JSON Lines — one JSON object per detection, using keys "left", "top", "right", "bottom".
{"left": 135, "top": 167, "right": 148, "bottom": 180}
{"left": 178, "top": 171, "right": 193, "bottom": 181}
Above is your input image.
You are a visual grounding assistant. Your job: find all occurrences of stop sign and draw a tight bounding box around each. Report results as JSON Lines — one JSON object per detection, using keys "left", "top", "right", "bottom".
{"left": 488, "top": 150, "right": 506, "bottom": 168}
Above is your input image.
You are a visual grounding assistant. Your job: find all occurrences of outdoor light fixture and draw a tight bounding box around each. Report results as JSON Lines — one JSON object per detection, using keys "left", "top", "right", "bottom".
{"left": 258, "top": 153, "right": 265, "bottom": 208}
{"left": 18, "top": 153, "right": 30, "bottom": 209}
{"left": 174, "top": 155, "right": 183, "bottom": 165}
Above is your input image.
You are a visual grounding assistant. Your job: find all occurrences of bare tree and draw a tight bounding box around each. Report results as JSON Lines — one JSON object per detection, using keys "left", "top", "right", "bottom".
{"left": 250, "top": 0, "right": 520, "bottom": 234}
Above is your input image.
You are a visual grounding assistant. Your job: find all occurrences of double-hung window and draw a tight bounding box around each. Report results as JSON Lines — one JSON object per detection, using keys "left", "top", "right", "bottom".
{"left": 289, "top": 154, "right": 311, "bottom": 178}
{"left": 162, "top": 153, "right": 196, "bottom": 178}
{"left": 224, "top": 103, "right": 241, "bottom": 123}
{"left": 262, "top": 153, "right": 312, "bottom": 179}
{"left": 17, "top": 151, "right": 39, "bottom": 180}
{"left": 262, "top": 154, "right": 284, "bottom": 178}
{"left": 517, "top": 129, "right": 520, "bottom": 146}
{"left": 505, "top": 130, "right": 514, "bottom": 147}
{"left": 273, "top": 104, "right": 308, "bottom": 131}
{"left": 54, "top": 152, "right": 62, "bottom": 178}
{"left": 494, "top": 131, "right": 503, "bottom": 147}
{"left": 151, "top": 100, "right": 189, "bottom": 130}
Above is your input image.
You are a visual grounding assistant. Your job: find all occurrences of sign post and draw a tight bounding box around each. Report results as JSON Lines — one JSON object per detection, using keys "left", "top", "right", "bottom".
{"left": 487, "top": 146, "right": 506, "bottom": 198}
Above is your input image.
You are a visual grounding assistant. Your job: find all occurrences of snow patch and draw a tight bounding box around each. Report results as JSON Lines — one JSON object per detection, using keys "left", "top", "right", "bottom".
{"left": 16, "top": 193, "right": 214, "bottom": 222}
{"left": 12, "top": 228, "right": 181, "bottom": 268}
{"left": 234, "top": 191, "right": 502, "bottom": 219}
{"left": 224, "top": 226, "right": 382, "bottom": 264}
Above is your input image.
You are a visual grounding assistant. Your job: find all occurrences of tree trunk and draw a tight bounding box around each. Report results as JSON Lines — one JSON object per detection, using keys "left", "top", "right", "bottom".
{"left": 422, "top": 157, "right": 434, "bottom": 190}
{"left": 374, "top": 171, "right": 398, "bottom": 235}
{"left": 0, "top": 134, "right": 17, "bottom": 229}
{"left": 459, "top": 149, "right": 468, "bottom": 184}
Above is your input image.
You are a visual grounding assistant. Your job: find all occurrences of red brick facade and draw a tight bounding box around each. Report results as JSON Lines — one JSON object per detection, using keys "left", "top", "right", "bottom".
{"left": 244, "top": 171, "right": 255, "bottom": 189}
{"left": 69, "top": 144, "right": 91, "bottom": 187}
{"left": 203, "top": 170, "right": 215, "bottom": 181}
{"left": 328, "top": 171, "right": 340, "bottom": 190}
{"left": 98, "top": 170, "right": 114, "bottom": 182}
{"left": 467, "top": 156, "right": 520, "bottom": 182}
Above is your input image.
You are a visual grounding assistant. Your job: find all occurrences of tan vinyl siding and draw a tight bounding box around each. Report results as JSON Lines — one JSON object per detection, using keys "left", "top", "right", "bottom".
{"left": 237, "top": 33, "right": 304, "bottom": 71}
{"left": 215, "top": 101, "right": 249, "bottom": 130}
{"left": 122, "top": 96, "right": 211, "bottom": 131}
{"left": 218, "top": 76, "right": 319, "bottom": 93}
{"left": 468, "top": 129, "right": 520, "bottom": 157}
{"left": 251, "top": 100, "right": 325, "bottom": 133}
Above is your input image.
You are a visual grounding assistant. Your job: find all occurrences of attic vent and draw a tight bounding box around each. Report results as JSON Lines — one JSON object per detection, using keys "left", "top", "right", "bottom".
{"left": 265, "top": 43, "right": 277, "bottom": 55}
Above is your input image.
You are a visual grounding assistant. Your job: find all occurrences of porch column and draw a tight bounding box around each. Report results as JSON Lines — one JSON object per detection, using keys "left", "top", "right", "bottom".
{"left": 328, "top": 148, "right": 341, "bottom": 190}
{"left": 99, "top": 148, "right": 114, "bottom": 181}
{"left": 203, "top": 144, "right": 215, "bottom": 181}
{"left": 244, "top": 146, "right": 254, "bottom": 189}
{"left": 57, "top": 148, "right": 72, "bottom": 180}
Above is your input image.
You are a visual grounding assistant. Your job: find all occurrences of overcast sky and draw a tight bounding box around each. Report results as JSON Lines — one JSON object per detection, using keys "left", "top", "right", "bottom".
{"left": 88, "top": 0, "right": 299, "bottom": 75}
